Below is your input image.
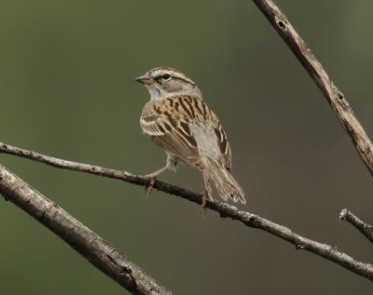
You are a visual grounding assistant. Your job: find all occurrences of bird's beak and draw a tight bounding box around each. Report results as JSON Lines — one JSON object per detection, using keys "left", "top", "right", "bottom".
{"left": 135, "top": 74, "right": 153, "bottom": 85}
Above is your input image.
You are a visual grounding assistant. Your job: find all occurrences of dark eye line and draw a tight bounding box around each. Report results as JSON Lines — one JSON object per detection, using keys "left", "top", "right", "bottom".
{"left": 154, "top": 75, "right": 195, "bottom": 87}
{"left": 155, "top": 74, "right": 171, "bottom": 82}
{"left": 179, "top": 77, "right": 195, "bottom": 87}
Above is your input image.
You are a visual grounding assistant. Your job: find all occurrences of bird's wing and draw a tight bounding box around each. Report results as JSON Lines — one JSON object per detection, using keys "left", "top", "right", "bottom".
{"left": 210, "top": 111, "right": 232, "bottom": 171}
{"left": 140, "top": 95, "right": 232, "bottom": 169}
{"left": 140, "top": 96, "right": 200, "bottom": 164}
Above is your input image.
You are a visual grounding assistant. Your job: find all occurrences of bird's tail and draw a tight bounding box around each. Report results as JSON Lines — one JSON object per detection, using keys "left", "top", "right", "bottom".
{"left": 205, "top": 157, "right": 246, "bottom": 205}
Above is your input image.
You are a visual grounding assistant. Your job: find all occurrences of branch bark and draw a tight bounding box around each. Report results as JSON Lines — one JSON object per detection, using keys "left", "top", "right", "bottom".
{"left": 0, "top": 163, "right": 171, "bottom": 295}
{"left": 252, "top": 0, "right": 373, "bottom": 177}
{"left": 340, "top": 209, "right": 373, "bottom": 244}
{"left": 1, "top": 141, "right": 373, "bottom": 282}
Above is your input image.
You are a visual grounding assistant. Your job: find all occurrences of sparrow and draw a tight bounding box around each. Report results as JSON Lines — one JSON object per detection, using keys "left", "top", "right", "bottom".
{"left": 136, "top": 67, "right": 246, "bottom": 207}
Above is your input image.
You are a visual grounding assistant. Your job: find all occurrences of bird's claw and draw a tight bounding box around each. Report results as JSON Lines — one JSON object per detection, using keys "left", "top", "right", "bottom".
{"left": 199, "top": 190, "right": 209, "bottom": 215}
{"left": 144, "top": 177, "right": 156, "bottom": 197}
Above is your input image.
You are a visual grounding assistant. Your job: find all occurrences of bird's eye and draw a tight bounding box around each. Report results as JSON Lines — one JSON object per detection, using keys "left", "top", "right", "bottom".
{"left": 162, "top": 73, "right": 171, "bottom": 80}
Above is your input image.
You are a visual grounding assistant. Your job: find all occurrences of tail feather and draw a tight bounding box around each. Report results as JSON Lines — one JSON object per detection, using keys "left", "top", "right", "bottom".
{"left": 205, "top": 157, "right": 246, "bottom": 204}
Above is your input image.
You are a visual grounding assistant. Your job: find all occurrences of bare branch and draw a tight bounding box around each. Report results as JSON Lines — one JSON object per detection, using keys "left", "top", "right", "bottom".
{"left": 0, "top": 163, "right": 171, "bottom": 295}
{"left": 340, "top": 209, "right": 373, "bottom": 244}
{"left": 1, "top": 141, "right": 373, "bottom": 281}
{"left": 252, "top": 0, "right": 373, "bottom": 177}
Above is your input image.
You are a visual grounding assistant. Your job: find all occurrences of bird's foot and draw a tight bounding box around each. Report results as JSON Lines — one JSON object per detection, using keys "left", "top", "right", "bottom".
{"left": 144, "top": 176, "right": 156, "bottom": 197}
{"left": 199, "top": 190, "right": 210, "bottom": 215}
{"left": 142, "top": 166, "right": 168, "bottom": 197}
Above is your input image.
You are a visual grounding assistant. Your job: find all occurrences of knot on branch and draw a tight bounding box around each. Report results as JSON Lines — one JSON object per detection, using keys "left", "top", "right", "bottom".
{"left": 275, "top": 15, "right": 288, "bottom": 32}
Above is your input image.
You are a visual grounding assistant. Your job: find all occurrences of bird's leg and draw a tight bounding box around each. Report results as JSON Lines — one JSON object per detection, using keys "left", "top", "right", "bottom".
{"left": 143, "top": 165, "right": 168, "bottom": 197}
{"left": 143, "top": 154, "right": 177, "bottom": 197}
{"left": 144, "top": 165, "right": 170, "bottom": 179}
{"left": 200, "top": 172, "right": 213, "bottom": 214}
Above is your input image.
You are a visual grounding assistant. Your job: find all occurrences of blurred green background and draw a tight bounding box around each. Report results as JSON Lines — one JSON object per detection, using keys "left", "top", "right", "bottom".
{"left": 1, "top": 0, "right": 373, "bottom": 294}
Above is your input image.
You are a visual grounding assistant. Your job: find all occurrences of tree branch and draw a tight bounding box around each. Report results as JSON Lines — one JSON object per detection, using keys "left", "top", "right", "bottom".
{"left": 252, "top": 0, "right": 373, "bottom": 177}
{"left": 340, "top": 209, "right": 373, "bottom": 244}
{"left": 1, "top": 141, "right": 373, "bottom": 282}
{"left": 0, "top": 163, "right": 171, "bottom": 295}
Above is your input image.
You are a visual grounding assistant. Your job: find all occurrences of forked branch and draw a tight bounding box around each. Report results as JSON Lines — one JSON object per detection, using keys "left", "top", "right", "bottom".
{"left": 1, "top": 141, "right": 373, "bottom": 282}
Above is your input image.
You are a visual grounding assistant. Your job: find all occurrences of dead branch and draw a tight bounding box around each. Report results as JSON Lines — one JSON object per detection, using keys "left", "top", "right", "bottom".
{"left": 1, "top": 141, "right": 373, "bottom": 281}
{"left": 0, "top": 163, "right": 171, "bottom": 295}
{"left": 253, "top": 0, "right": 373, "bottom": 177}
{"left": 340, "top": 209, "right": 373, "bottom": 244}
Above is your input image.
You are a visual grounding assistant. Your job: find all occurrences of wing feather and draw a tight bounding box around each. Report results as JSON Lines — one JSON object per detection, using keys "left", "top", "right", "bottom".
{"left": 140, "top": 95, "right": 232, "bottom": 169}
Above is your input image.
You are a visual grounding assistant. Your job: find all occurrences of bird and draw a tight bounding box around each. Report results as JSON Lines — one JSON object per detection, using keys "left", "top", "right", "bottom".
{"left": 136, "top": 66, "right": 246, "bottom": 208}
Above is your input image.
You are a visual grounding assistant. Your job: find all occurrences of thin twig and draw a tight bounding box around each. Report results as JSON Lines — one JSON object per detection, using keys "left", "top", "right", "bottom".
{"left": 1, "top": 141, "right": 373, "bottom": 281}
{"left": 0, "top": 164, "right": 172, "bottom": 295}
{"left": 252, "top": 0, "right": 373, "bottom": 177}
{"left": 340, "top": 209, "right": 373, "bottom": 244}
